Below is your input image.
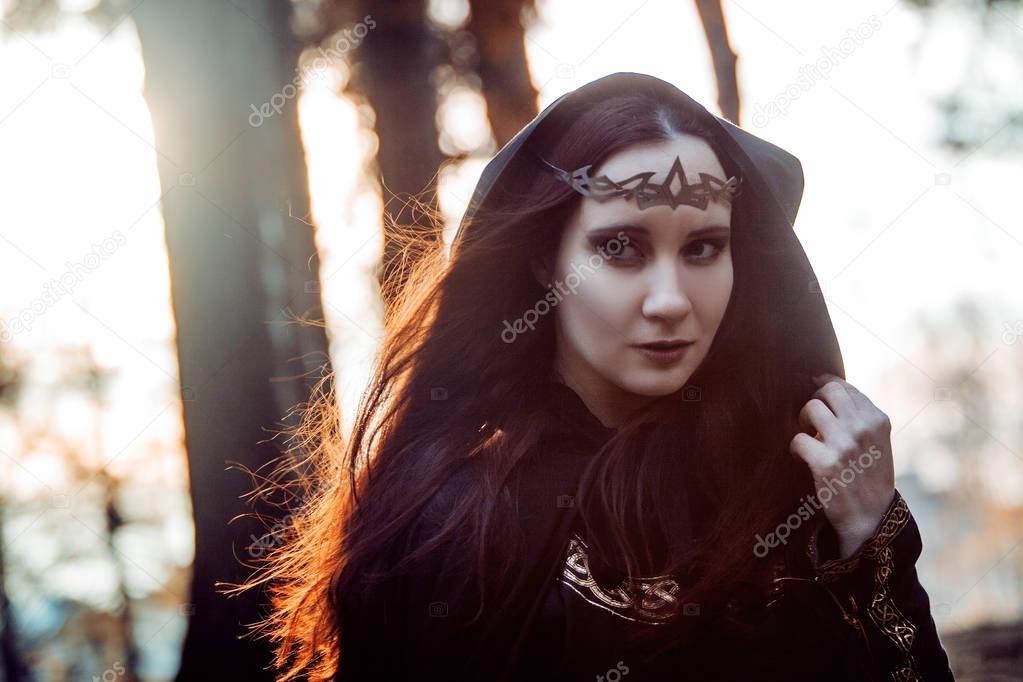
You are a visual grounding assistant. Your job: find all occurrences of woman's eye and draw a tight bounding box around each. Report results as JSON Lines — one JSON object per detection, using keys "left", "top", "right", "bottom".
{"left": 684, "top": 238, "right": 728, "bottom": 262}
{"left": 588, "top": 237, "right": 727, "bottom": 265}
{"left": 592, "top": 238, "right": 643, "bottom": 263}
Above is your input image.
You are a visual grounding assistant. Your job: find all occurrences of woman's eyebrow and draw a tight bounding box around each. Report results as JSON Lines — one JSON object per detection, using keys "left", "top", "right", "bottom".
{"left": 584, "top": 223, "right": 731, "bottom": 238}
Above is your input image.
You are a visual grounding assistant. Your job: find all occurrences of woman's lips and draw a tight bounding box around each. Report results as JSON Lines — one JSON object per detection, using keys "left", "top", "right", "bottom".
{"left": 632, "top": 341, "right": 694, "bottom": 365}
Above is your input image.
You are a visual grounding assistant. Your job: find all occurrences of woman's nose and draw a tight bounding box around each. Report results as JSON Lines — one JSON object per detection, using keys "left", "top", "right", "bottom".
{"left": 641, "top": 265, "right": 692, "bottom": 320}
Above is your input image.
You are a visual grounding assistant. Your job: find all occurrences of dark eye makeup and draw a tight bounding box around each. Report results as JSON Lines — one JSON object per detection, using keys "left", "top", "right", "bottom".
{"left": 586, "top": 234, "right": 729, "bottom": 266}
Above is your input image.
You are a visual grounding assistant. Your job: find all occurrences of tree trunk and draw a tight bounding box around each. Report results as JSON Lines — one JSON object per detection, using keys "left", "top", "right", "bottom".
{"left": 466, "top": 0, "right": 539, "bottom": 147}
{"left": 694, "top": 0, "right": 741, "bottom": 124}
{"left": 0, "top": 503, "right": 28, "bottom": 682}
{"left": 133, "top": 1, "right": 330, "bottom": 679}
{"left": 348, "top": 0, "right": 445, "bottom": 313}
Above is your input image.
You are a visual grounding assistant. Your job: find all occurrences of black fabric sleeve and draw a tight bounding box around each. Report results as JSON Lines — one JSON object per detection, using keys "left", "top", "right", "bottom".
{"left": 805, "top": 488, "right": 956, "bottom": 681}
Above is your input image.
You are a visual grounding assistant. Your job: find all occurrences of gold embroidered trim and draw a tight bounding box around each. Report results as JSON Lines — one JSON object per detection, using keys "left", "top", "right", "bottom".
{"left": 862, "top": 495, "right": 912, "bottom": 559}
{"left": 891, "top": 665, "right": 919, "bottom": 681}
{"left": 813, "top": 539, "right": 862, "bottom": 580}
{"left": 802, "top": 491, "right": 921, "bottom": 681}
{"left": 868, "top": 545, "right": 920, "bottom": 681}
{"left": 808, "top": 491, "right": 910, "bottom": 581}
{"left": 559, "top": 532, "right": 681, "bottom": 624}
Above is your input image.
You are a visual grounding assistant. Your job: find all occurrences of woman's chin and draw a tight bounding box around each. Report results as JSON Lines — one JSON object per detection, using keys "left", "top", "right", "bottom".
{"left": 617, "top": 370, "right": 692, "bottom": 399}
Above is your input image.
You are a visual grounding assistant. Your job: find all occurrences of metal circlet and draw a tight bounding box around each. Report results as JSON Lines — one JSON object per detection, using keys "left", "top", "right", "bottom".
{"left": 536, "top": 153, "right": 741, "bottom": 211}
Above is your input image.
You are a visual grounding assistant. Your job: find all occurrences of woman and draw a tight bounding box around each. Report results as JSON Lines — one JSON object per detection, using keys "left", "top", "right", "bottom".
{"left": 244, "top": 72, "right": 955, "bottom": 681}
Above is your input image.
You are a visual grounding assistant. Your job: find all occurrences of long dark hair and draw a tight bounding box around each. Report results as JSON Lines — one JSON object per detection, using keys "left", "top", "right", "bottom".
{"left": 233, "top": 79, "right": 824, "bottom": 680}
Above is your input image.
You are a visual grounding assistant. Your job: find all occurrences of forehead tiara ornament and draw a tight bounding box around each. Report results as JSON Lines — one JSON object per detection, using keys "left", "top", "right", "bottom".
{"left": 534, "top": 152, "right": 741, "bottom": 211}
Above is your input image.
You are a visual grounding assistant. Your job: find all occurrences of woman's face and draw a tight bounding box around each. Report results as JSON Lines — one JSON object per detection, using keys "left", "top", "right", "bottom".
{"left": 548, "top": 134, "right": 734, "bottom": 426}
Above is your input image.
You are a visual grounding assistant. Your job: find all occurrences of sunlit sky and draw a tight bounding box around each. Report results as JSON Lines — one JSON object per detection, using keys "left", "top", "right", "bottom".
{"left": 1, "top": 0, "right": 1022, "bottom": 646}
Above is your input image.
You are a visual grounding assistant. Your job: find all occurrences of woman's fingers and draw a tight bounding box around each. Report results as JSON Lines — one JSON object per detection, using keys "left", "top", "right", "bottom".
{"left": 789, "top": 430, "right": 831, "bottom": 469}
{"left": 814, "top": 373, "right": 876, "bottom": 417}
{"left": 811, "top": 377, "right": 859, "bottom": 421}
{"left": 798, "top": 397, "right": 844, "bottom": 445}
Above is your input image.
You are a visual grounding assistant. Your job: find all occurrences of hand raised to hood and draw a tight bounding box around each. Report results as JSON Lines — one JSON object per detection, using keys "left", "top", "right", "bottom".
{"left": 789, "top": 373, "right": 897, "bottom": 559}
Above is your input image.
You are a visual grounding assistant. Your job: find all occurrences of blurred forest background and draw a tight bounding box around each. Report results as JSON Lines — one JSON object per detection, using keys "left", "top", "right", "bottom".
{"left": 1, "top": 0, "right": 1021, "bottom": 680}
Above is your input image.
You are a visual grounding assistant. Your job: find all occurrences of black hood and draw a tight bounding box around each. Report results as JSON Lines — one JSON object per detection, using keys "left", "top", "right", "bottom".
{"left": 453, "top": 71, "right": 844, "bottom": 381}
{"left": 402, "top": 73, "right": 851, "bottom": 682}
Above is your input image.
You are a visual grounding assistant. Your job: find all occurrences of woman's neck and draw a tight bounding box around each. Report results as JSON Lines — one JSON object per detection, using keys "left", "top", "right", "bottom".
{"left": 552, "top": 363, "right": 652, "bottom": 430}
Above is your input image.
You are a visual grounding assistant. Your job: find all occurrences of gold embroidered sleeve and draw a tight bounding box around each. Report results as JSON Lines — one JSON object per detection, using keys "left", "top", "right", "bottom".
{"left": 804, "top": 489, "right": 955, "bottom": 682}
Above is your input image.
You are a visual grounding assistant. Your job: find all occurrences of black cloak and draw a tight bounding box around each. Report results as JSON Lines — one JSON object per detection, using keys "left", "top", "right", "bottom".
{"left": 336, "top": 73, "right": 955, "bottom": 681}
